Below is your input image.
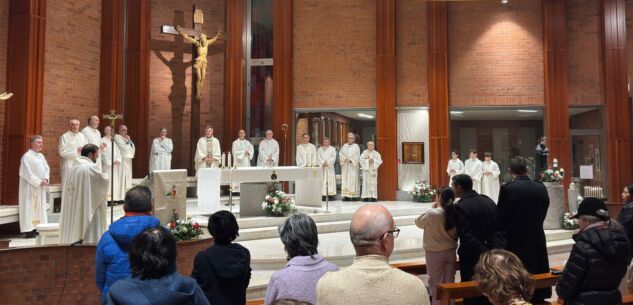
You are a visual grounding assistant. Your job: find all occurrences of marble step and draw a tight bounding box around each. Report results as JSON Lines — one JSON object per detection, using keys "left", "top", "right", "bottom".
{"left": 234, "top": 214, "right": 420, "bottom": 241}
{"left": 244, "top": 236, "right": 576, "bottom": 300}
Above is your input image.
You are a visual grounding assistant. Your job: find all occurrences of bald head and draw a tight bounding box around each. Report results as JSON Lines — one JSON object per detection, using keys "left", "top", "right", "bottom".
{"left": 349, "top": 204, "right": 395, "bottom": 257}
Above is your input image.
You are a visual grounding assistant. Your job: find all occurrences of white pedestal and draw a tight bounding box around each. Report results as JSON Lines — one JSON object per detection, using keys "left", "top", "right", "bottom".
{"left": 544, "top": 182, "right": 564, "bottom": 230}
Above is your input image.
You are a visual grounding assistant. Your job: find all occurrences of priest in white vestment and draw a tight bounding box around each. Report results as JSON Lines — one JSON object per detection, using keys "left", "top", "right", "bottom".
{"left": 317, "top": 137, "right": 337, "bottom": 199}
{"left": 149, "top": 127, "right": 173, "bottom": 173}
{"left": 59, "top": 144, "right": 109, "bottom": 244}
{"left": 81, "top": 115, "right": 104, "bottom": 172}
{"left": 481, "top": 152, "right": 501, "bottom": 203}
{"left": 360, "top": 141, "right": 383, "bottom": 202}
{"left": 339, "top": 133, "right": 360, "bottom": 201}
{"left": 195, "top": 126, "right": 221, "bottom": 176}
{"left": 446, "top": 150, "right": 465, "bottom": 181}
{"left": 257, "top": 129, "right": 280, "bottom": 167}
{"left": 464, "top": 149, "right": 484, "bottom": 194}
{"left": 19, "top": 135, "right": 50, "bottom": 237}
{"left": 296, "top": 133, "right": 317, "bottom": 166}
{"left": 231, "top": 129, "right": 254, "bottom": 192}
{"left": 101, "top": 126, "right": 125, "bottom": 202}
{"left": 59, "top": 118, "right": 88, "bottom": 189}
{"left": 114, "top": 125, "right": 135, "bottom": 191}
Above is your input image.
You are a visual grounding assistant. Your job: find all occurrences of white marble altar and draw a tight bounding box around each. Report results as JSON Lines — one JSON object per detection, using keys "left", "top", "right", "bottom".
{"left": 544, "top": 182, "right": 564, "bottom": 230}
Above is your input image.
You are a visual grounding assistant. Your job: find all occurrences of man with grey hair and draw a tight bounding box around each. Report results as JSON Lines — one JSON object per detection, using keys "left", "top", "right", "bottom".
{"left": 19, "top": 135, "right": 50, "bottom": 238}
{"left": 556, "top": 198, "right": 631, "bottom": 305}
{"left": 81, "top": 115, "right": 104, "bottom": 172}
{"left": 59, "top": 118, "right": 87, "bottom": 189}
{"left": 114, "top": 124, "right": 135, "bottom": 191}
{"left": 317, "top": 205, "right": 430, "bottom": 305}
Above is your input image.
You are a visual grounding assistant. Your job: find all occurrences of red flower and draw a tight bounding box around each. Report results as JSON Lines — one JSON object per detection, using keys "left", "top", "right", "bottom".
{"left": 193, "top": 223, "right": 200, "bottom": 230}
{"left": 169, "top": 222, "right": 176, "bottom": 229}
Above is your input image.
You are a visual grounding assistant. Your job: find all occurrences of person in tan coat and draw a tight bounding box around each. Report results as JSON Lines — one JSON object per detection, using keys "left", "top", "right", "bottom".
{"left": 316, "top": 204, "right": 430, "bottom": 305}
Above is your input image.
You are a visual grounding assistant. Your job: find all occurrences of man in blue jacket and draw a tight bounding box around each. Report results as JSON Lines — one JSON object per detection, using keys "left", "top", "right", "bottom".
{"left": 95, "top": 185, "right": 161, "bottom": 294}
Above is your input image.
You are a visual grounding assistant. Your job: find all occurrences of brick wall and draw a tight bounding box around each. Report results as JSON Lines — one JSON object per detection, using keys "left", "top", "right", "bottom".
{"left": 150, "top": 0, "right": 225, "bottom": 173}
{"left": 448, "top": 0, "right": 544, "bottom": 106}
{"left": 567, "top": 0, "right": 603, "bottom": 105}
{"left": 396, "top": 0, "right": 428, "bottom": 107}
{"left": 0, "top": 0, "right": 8, "bottom": 197}
{"left": 42, "top": 0, "right": 102, "bottom": 184}
{"left": 0, "top": 238, "right": 210, "bottom": 305}
{"left": 293, "top": 0, "right": 376, "bottom": 109}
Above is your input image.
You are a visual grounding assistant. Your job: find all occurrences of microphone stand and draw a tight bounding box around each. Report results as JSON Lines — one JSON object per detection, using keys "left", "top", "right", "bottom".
{"left": 324, "top": 166, "right": 330, "bottom": 213}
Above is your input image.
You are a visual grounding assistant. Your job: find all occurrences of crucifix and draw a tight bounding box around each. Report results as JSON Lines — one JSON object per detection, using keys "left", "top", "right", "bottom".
{"left": 102, "top": 110, "right": 123, "bottom": 223}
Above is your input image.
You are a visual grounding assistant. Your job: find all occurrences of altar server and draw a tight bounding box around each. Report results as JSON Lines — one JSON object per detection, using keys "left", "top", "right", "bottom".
{"left": 258, "top": 130, "right": 280, "bottom": 167}
{"left": 149, "top": 127, "right": 173, "bottom": 172}
{"left": 317, "top": 137, "right": 337, "bottom": 199}
{"left": 360, "top": 141, "right": 383, "bottom": 202}
{"left": 339, "top": 133, "right": 360, "bottom": 201}
{"left": 446, "top": 150, "right": 465, "bottom": 181}
{"left": 464, "top": 149, "right": 484, "bottom": 194}
{"left": 19, "top": 135, "right": 50, "bottom": 238}
{"left": 481, "top": 152, "right": 501, "bottom": 203}
{"left": 296, "top": 133, "right": 317, "bottom": 166}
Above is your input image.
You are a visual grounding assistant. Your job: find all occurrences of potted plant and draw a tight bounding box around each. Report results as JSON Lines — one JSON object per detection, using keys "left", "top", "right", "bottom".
{"left": 262, "top": 190, "right": 296, "bottom": 217}
{"left": 410, "top": 180, "right": 437, "bottom": 203}
{"left": 165, "top": 209, "right": 204, "bottom": 241}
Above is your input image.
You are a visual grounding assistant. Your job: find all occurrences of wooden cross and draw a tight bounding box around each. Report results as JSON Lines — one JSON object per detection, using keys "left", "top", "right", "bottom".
{"left": 161, "top": 7, "right": 227, "bottom": 41}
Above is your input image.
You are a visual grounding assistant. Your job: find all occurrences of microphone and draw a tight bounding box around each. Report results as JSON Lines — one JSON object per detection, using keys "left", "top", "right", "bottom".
{"left": 70, "top": 239, "right": 83, "bottom": 246}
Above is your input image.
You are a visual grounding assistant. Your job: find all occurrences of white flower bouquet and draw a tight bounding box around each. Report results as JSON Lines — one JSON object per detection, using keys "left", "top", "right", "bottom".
{"left": 262, "top": 190, "right": 296, "bottom": 217}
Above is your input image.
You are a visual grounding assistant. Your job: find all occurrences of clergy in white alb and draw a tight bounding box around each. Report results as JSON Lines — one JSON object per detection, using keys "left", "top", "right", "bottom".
{"left": 464, "top": 149, "right": 484, "bottom": 194}
{"left": 114, "top": 124, "right": 135, "bottom": 191}
{"left": 195, "top": 126, "right": 221, "bottom": 175}
{"left": 19, "top": 135, "right": 50, "bottom": 235}
{"left": 257, "top": 129, "right": 280, "bottom": 167}
{"left": 317, "top": 138, "right": 337, "bottom": 197}
{"left": 339, "top": 133, "right": 361, "bottom": 200}
{"left": 360, "top": 141, "right": 383, "bottom": 201}
{"left": 59, "top": 144, "right": 109, "bottom": 244}
{"left": 481, "top": 152, "right": 501, "bottom": 203}
{"left": 296, "top": 133, "right": 317, "bottom": 166}
{"left": 81, "top": 115, "right": 104, "bottom": 172}
{"left": 59, "top": 118, "right": 88, "bottom": 188}
{"left": 231, "top": 129, "right": 254, "bottom": 192}
{"left": 149, "top": 127, "right": 174, "bottom": 172}
{"left": 101, "top": 126, "right": 125, "bottom": 202}
{"left": 446, "top": 150, "right": 465, "bottom": 181}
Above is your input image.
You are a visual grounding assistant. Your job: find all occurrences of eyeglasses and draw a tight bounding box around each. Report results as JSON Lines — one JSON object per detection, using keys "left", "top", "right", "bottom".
{"left": 384, "top": 227, "right": 400, "bottom": 239}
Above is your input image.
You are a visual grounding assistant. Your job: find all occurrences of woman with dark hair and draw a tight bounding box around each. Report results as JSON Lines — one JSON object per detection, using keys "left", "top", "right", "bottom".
{"left": 191, "top": 210, "right": 251, "bottom": 305}
{"left": 474, "top": 249, "right": 534, "bottom": 305}
{"left": 415, "top": 187, "right": 458, "bottom": 305}
{"left": 264, "top": 213, "right": 338, "bottom": 305}
{"left": 617, "top": 184, "right": 633, "bottom": 248}
{"left": 101, "top": 227, "right": 209, "bottom": 305}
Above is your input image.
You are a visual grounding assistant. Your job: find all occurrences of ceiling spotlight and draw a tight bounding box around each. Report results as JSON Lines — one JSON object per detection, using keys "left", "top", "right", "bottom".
{"left": 450, "top": 111, "right": 464, "bottom": 115}
{"left": 501, "top": 0, "right": 509, "bottom": 4}
{"left": 357, "top": 113, "right": 374, "bottom": 119}
{"left": 517, "top": 109, "right": 539, "bottom": 113}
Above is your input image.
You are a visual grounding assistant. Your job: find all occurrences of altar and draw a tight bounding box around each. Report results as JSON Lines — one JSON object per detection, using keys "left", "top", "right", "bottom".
{"left": 197, "top": 166, "right": 323, "bottom": 213}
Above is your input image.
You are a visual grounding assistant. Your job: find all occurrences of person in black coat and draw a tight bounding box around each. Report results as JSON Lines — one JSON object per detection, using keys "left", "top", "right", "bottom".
{"left": 450, "top": 174, "right": 503, "bottom": 305}
{"left": 192, "top": 211, "right": 252, "bottom": 305}
{"left": 556, "top": 198, "right": 631, "bottom": 305}
{"left": 616, "top": 183, "right": 633, "bottom": 253}
{"left": 497, "top": 156, "right": 551, "bottom": 303}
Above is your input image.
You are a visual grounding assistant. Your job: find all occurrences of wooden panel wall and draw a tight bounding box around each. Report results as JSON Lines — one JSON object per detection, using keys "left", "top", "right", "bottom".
{"left": 272, "top": 0, "right": 293, "bottom": 165}
{"left": 2, "top": 0, "right": 47, "bottom": 204}
{"left": 428, "top": 2, "right": 450, "bottom": 188}
{"left": 376, "top": 0, "right": 397, "bottom": 200}
{"left": 601, "top": 0, "right": 632, "bottom": 204}
{"left": 223, "top": 0, "right": 245, "bottom": 151}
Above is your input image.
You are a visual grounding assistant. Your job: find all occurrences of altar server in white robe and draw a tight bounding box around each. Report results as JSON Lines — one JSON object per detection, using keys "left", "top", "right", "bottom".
{"left": 149, "top": 127, "right": 173, "bottom": 172}
{"left": 317, "top": 137, "right": 337, "bottom": 199}
{"left": 195, "top": 126, "right": 221, "bottom": 175}
{"left": 258, "top": 129, "right": 280, "bottom": 167}
{"left": 231, "top": 129, "right": 254, "bottom": 192}
{"left": 446, "top": 149, "right": 465, "bottom": 181}
{"left": 59, "top": 118, "right": 88, "bottom": 189}
{"left": 464, "top": 149, "right": 484, "bottom": 194}
{"left": 114, "top": 125, "right": 135, "bottom": 191}
{"left": 81, "top": 115, "right": 104, "bottom": 172}
{"left": 339, "top": 133, "right": 361, "bottom": 201}
{"left": 360, "top": 141, "right": 383, "bottom": 202}
{"left": 59, "top": 144, "right": 109, "bottom": 244}
{"left": 101, "top": 126, "right": 125, "bottom": 202}
{"left": 296, "top": 133, "right": 317, "bottom": 166}
{"left": 481, "top": 152, "right": 501, "bottom": 203}
{"left": 19, "top": 135, "right": 50, "bottom": 237}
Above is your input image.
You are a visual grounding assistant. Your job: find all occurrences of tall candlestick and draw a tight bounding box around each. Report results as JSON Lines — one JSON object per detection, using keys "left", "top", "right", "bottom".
{"left": 228, "top": 152, "right": 232, "bottom": 169}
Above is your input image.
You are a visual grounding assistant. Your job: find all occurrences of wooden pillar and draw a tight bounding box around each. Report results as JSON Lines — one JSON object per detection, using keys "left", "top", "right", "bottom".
{"left": 272, "top": 0, "right": 293, "bottom": 166}
{"left": 99, "top": 0, "right": 124, "bottom": 119}
{"left": 224, "top": 0, "right": 245, "bottom": 151}
{"left": 543, "top": 0, "right": 571, "bottom": 207}
{"left": 601, "top": 0, "right": 632, "bottom": 207}
{"left": 428, "top": 2, "right": 450, "bottom": 188}
{"left": 376, "top": 0, "right": 397, "bottom": 201}
{"left": 123, "top": 0, "right": 151, "bottom": 177}
{"left": 2, "top": 0, "right": 47, "bottom": 204}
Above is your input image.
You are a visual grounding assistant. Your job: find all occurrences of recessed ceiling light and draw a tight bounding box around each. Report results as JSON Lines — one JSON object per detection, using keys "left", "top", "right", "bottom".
{"left": 357, "top": 113, "right": 374, "bottom": 119}
{"left": 450, "top": 111, "right": 464, "bottom": 115}
{"left": 517, "top": 109, "right": 539, "bottom": 113}
{"left": 501, "top": 0, "right": 509, "bottom": 4}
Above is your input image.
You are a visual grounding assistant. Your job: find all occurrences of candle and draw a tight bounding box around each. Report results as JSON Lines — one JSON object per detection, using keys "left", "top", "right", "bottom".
{"left": 228, "top": 152, "right": 232, "bottom": 169}
{"left": 221, "top": 153, "right": 226, "bottom": 168}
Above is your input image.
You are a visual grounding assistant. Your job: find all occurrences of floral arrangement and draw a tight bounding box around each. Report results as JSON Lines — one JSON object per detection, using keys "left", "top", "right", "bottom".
{"left": 165, "top": 209, "right": 203, "bottom": 241}
{"left": 541, "top": 158, "right": 565, "bottom": 183}
{"left": 561, "top": 212, "right": 579, "bottom": 230}
{"left": 410, "top": 180, "right": 437, "bottom": 203}
{"left": 262, "top": 190, "right": 296, "bottom": 217}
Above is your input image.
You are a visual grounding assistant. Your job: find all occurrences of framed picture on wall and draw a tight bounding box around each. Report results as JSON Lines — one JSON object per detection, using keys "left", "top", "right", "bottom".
{"left": 402, "top": 142, "right": 424, "bottom": 164}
